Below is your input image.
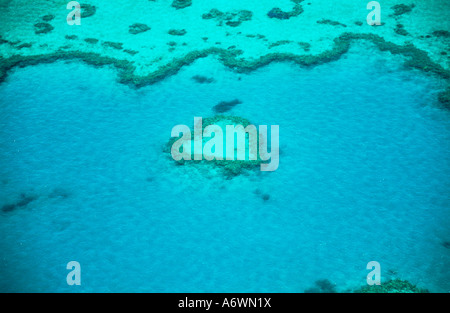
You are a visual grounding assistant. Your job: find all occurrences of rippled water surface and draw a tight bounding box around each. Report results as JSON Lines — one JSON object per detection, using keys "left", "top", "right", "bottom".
{"left": 0, "top": 44, "right": 449, "bottom": 292}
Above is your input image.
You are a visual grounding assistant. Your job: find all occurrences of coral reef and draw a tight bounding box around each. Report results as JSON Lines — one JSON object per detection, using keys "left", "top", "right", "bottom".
{"left": 34, "top": 22, "right": 54, "bottom": 35}
{"left": 298, "top": 42, "right": 311, "bottom": 52}
{"left": 80, "top": 4, "right": 96, "bottom": 18}
{"left": 437, "top": 87, "right": 450, "bottom": 109}
{"left": 202, "top": 9, "right": 223, "bottom": 20}
{"left": 192, "top": 75, "right": 215, "bottom": 83}
{"left": 394, "top": 24, "right": 409, "bottom": 36}
{"left": 168, "top": 29, "right": 187, "bottom": 36}
{"left": 254, "top": 189, "right": 271, "bottom": 201}
{"left": 65, "top": 35, "right": 78, "bottom": 40}
{"left": 269, "top": 40, "right": 292, "bottom": 49}
{"left": 124, "top": 49, "right": 139, "bottom": 55}
{"left": 129, "top": 23, "right": 151, "bottom": 35}
{"left": 2, "top": 193, "right": 38, "bottom": 213}
{"left": 0, "top": 33, "right": 449, "bottom": 110}
{"left": 102, "top": 41, "right": 124, "bottom": 50}
{"left": 317, "top": 19, "right": 347, "bottom": 27}
{"left": 432, "top": 30, "right": 450, "bottom": 38}
{"left": 202, "top": 9, "right": 253, "bottom": 27}
{"left": 213, "top": 99, "right": 242, "bottom": 113}
{"left": 164, "top": 115, "right": 263, "bottom": 177}
{"left": 391, "top": 3, "right": 415, "bottom": 16}
{"left": 171, "top": 0, "right": 192, "bottom": 10}
{"left": 355, "top": 279, "right": 429, "bottom": 293}
{"left": 267, "top": 0, "right": 304, "bottom": 20}
{"left": 42, "top": 14, "right": 55, "bottom": 22}
{"left": 16, "top": 43, "right": 32, "bottom": 49}
{"left": 84, "top": 38, "right": 99, "bottom": 44}
{"left": 305, "top": 279, "right": 337, "bottom": 293}
{"left": 267, "top": 8, "right": 290, "bottom": 20}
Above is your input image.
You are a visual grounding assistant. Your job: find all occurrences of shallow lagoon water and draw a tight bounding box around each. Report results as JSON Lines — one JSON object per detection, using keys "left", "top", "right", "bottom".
{"left": 0, "top": 44, "right": 449, "bottom": 292}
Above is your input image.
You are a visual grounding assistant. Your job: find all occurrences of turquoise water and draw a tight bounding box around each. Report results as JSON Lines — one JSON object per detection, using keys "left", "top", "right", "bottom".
{"left": 0, "top": 43, "right": 449, "bottom": 292}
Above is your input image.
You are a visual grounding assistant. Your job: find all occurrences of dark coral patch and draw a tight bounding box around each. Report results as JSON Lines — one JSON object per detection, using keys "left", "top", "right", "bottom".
{"left": 202, "top": 8, "right": 224, "bottom": 20}
{"left": 269, "top": 40, "right": 292, "bottom": 49}
{"left": 129, "top": 23, "right": 151, "bottom": 35}
{"left": 171, "top": 0, "right": 192, "bottom": 10}
{"left": 42, "top": 14, "right": 55, "bottom": 22}
{"left": 391, "top": 3, "right": 415, "bottom": 16}
{"left": 298, "top": 42, "right": 311, "bottom": 52}
{"left": 438, "top": 88, "right": 450, "bottom": 109}
{"left": 305, "top": 279, "right": 337, "bottom": 293}
{"left": 432, "top": 30, "right": 450, "bottom": 38}
{"left": 202, "top": 9, "right": 252, "bottom": 27}
{"left": 213, "top": 99, "right": 242, "bottom": 113}
{"left": 102, "top": 41, "right": 124, "bottom": 50}
{"left": 34, "top": 22, "right": 54, "bottom": 34}
{"left": 267, "top": 8, "right": 290, "bottom": 20}
{"left": 124, "top": 49, "right": 139, "bottom": 55}
{"left": 2, "top": 193, "right": 38, "bottom": 213}
{"left": 16, "top": 43, "right": 32, "bottom": 49}
{"left": 317, "top": 19, "right": 347, "bottom": 27}
{"left": 394, "top": 24, "right": 409, "bottom": 36}
{"left": 355, "top": 279, "right": 428, "bottom": 293}
{"left": 81, "top": 4, "right": 96, "bottom": 18}
{"left": 192, "top": 75, "right": 215, "bottom": 84}
{"left": 84, "top": 38, "right": 99, "bottom": 44}
{"left": 168, "top": 29, "right": 187, "bottom": 36}
{"left": 267, "top": 0, "right": 304, "bottom": 20}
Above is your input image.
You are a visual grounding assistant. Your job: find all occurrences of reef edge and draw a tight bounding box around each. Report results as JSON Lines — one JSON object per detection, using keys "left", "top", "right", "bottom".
{"left": 0, "top": 33, "right": 449, "bottom": 108}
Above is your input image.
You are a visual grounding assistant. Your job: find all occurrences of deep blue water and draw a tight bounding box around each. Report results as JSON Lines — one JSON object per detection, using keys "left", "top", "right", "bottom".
{"left": 0, "top": 44, "right": 449, "bottom": 292}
